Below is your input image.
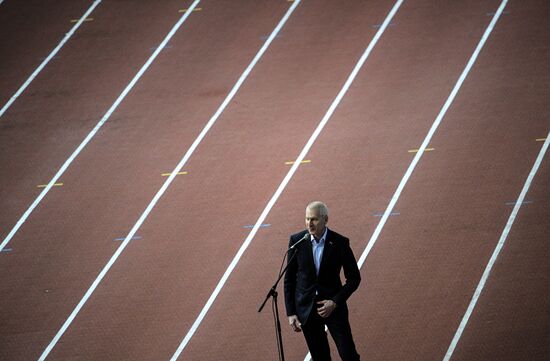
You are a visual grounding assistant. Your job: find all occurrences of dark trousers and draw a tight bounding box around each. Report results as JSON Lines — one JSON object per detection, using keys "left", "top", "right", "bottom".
{"left": 301, "top": 303, "right": 360, "bottom": 361}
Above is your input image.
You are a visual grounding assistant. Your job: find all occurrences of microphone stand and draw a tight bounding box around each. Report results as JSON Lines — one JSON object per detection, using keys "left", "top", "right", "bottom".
{"left": 258, "top": 246, "right": 300, "bottom": 361}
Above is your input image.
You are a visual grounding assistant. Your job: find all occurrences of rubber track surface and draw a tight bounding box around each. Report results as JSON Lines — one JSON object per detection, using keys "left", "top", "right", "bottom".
{"left": 0, "top": 0, "right": 548, "bottom": 360}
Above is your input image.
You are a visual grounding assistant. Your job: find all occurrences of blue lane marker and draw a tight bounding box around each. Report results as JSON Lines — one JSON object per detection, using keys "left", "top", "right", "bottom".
{"left": 113, "top": 236, "right": 143, "bottom": 241}
{"left": 373, "top": 22, "right": 395, "bottom": 28}
{"left": 505, "top": 200, "right": 533, "bottom": 206}
{"left": 373, "top": 212, "right": 400, "bottom": 217}
{"left": 150, "top": 45, "right": 173, "bottom": 51}
{"left": 487, "top": 11, "right": 509, "bottom": 16}
{"left": 1, "top": 248, "right": 13, "bottom": 253}
{"left": 243, "top": 224, "right": 271, "bottom": 229}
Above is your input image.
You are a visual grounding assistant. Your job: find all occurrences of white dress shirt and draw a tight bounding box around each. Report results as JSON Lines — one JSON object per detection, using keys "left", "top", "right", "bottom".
{"left": 311, "top": 227, "right": 328, "bottom": 275}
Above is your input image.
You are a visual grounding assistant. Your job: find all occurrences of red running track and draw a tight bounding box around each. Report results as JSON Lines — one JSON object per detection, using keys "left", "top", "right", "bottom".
{"left": 0, "top": 0, "right": 548, "bottom": 360}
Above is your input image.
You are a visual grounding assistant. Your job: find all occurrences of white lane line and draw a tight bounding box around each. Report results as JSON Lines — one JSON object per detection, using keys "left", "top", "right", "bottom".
{"left": 37, "top": 0, "right": 300, "bottom": 359}
{"left": 357, "top": 0, "right": 509, "bottom": 267}
{"left": 443, "top": 133, "right": 549, "bottom": 360}
{"left": 36, "top": 1, "right": 202, "bottom": 359}
{"left": 0, "top": 1, "right": 200, "bottom": 253}
{"left": 169, "top": 1, "right": 402, "bottom": 360}
{"left": 301, "top": 1, "right": 405, "bottom": 359}
{"left": 0, "top": 0, "right": 101, "bottom": 119}
{"left": 304, "top": 0, "right": 509, "bottom": 360}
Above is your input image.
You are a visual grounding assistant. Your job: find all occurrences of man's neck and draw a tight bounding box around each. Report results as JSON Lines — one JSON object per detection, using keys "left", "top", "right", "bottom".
{"left": 313, "top": 227, "right": 327, "bottom": 241}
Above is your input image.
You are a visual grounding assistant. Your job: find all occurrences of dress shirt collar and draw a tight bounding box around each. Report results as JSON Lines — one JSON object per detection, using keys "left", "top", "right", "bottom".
{"left": 311, "top": 227, "right": 328, "bottom": 244}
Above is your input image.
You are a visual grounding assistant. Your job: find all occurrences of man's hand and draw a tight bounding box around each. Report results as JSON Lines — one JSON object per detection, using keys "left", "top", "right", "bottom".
{"left": 317, "top": 300, "right": 337, "bottom": 318}
{"left": 288, "top": 315, "right": 302, "bottom": 332}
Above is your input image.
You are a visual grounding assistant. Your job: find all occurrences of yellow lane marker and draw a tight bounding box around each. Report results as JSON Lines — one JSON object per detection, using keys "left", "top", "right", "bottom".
{"left": 285, "top": 160, "right": 311, "bottom": 165}
{"left": 70, "top": 18, "right": 94, "bottom": 23}
{"left": 37, "top": 183, "right": 63, "bottom": 188}
{"left": 161, "top": 171, "right": 188, "bottom": 177}
{"left": 408, "top": 148, "right": 435, "bottom": 153}
{"left": 536, "top": 138, "right": 546, "bottom": 142}
{"left": 178, "top": 8, "right": 202, "bottom": 12}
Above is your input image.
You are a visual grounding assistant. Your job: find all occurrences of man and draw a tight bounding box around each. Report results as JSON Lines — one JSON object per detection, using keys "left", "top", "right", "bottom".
{"left": 284, "top": 201, "right": 361, "bottom": 361}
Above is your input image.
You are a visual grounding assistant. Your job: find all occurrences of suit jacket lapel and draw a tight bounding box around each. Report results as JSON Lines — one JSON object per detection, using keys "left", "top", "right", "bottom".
{"left": 299, "top": 232, "right": 316, "bottom": 275}
{"left": 307, "top": 236, "right": 316, "bottom": 275}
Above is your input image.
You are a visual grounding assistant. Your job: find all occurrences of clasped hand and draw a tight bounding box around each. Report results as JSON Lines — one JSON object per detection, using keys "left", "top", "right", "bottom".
{"left": 289, "top": 300, "right": 337, "bottom": 332}
{"left": 316, "top": 299, "right": 336, "bottom": 318}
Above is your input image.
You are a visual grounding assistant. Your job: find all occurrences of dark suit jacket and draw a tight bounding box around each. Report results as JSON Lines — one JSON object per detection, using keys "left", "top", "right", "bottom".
{"left": 284, "top": 228, "right": 361, "bottom": 324}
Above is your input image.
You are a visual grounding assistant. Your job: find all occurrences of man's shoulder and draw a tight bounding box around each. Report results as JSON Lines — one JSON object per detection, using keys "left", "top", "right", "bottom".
{"left": 326, "top": 228, "right": 350, "bottom": 245}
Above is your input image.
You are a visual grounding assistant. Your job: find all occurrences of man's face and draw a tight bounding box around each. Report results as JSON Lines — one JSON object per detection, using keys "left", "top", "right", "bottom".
{"left": 305, "top": 207, "right": 327, "bottom": 239}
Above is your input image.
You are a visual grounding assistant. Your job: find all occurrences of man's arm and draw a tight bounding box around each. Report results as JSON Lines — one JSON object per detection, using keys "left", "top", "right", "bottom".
{"left": 332, "top": 237, "right": 361, "bottom": 306}
{"left": 283, "top": 236, "right": 299, "bottom": 317}
{"left": 284, "top": 235, "right": 304, "bottom": 331}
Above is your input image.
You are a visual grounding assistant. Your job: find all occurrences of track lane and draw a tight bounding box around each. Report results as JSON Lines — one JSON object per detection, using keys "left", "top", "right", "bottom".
{"left": 1, "top": 0, "right": 547, "bottom": 360}
{"left": 0, "top": 0, "right": 94, "bottom": 108}
{"left": 1, "top": 1, "right": 298, "bottom": 360}
{"left": 446, "top": 149, "right": 549, "bottom": 361}
{"left": 0, "top": 0, "right": 102, "bottom": 119}
{"left": 441, "top": 1, "right": 550, "bottom": 359}
{"left": 0, "top": 0, "right": 215, "bottom": 359}
{"left": 334, "top": 1, "right": 548, "bottom": 359}
{"left": 0, "top": 0, "right": 196, "bottom": 249}
{"left": 36, "top": 0, "right": 398, "bottom": 359}
{"left": 171, "top": 0, "right": 509, "bottom": 360}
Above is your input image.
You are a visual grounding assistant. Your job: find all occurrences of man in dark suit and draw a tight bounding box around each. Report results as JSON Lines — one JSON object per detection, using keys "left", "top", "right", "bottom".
{"left": 284, "top": 201, "right": 361, "bottom": 361}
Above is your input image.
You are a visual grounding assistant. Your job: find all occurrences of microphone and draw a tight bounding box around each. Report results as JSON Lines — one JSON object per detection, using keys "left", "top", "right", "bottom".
{"left": 289, "top": 233, "right": 310, "bottom": 251}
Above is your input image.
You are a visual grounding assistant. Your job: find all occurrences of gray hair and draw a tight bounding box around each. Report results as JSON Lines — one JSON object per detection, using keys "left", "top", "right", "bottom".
{"left": 306, "top": 201, "right": 329, "bottom": 218}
